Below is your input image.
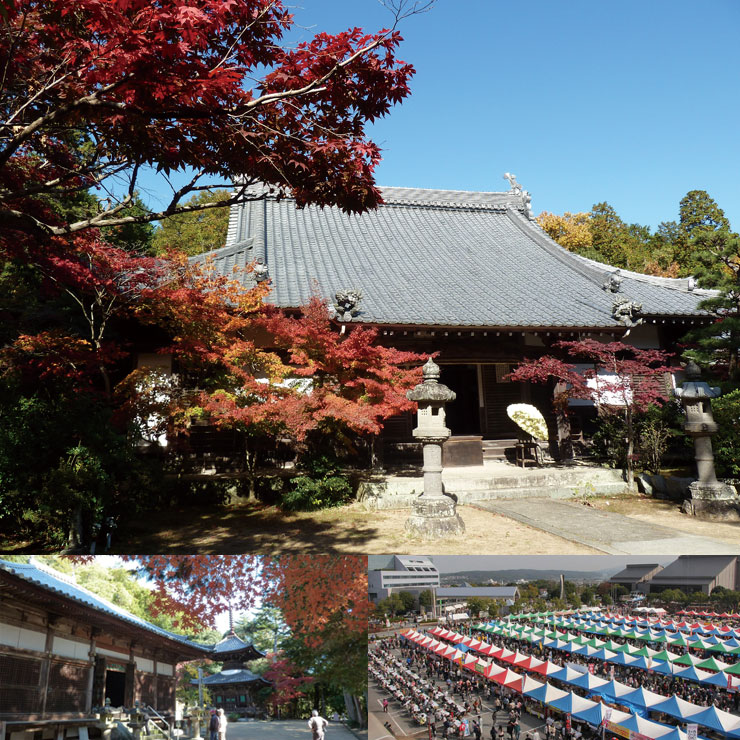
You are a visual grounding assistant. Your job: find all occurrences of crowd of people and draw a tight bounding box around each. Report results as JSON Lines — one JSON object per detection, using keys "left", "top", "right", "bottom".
{"left": 473, "top": 627, "right": 740, "bottom": 714}
{"left": 370, "top": 635, "right": 598, "bottom": 740}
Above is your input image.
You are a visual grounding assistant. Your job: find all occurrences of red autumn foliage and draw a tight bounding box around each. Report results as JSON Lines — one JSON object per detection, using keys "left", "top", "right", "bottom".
{"left": 1, "top": 0, "right": 417, "bottom": 247}
{"left": 78, "top": 556, "right": 369, "bottom": 647}
{"left": 509, "top": 338, "right": 673, "bottom": 487}
{"left": 262, "top": 658, "right": 314, "bottom": 710}
{"left": 193, "top": 296, "right": 424, "bottom": 440}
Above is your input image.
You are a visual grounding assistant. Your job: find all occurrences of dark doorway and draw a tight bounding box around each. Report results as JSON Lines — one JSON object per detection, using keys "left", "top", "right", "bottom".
{"left": 105, "top": 670, "right": 126, "bottom": 707}
{"left": 440, "top": 364, "right": 480, "bottom": 435}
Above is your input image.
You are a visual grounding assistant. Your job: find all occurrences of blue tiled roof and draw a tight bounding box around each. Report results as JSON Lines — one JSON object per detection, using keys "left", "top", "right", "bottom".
{"left": 0, "top": 558, "right": 211, "bottom": 652}
{"left": 192, "top": 669, "right": 267, "bottom": 686}
{"left": 211, "top": 632, "right": 263, "bottom": 656}
{"left": 196, "top": 186, "right": 708, "bottom": 329}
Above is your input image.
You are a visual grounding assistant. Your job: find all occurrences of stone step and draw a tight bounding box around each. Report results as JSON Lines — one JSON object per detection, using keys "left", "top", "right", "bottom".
{"left": 361, "top": 479, "right": 627, "bottom": 509}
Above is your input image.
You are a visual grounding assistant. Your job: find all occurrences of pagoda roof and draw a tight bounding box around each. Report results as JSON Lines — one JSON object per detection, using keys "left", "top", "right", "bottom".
{"left": 192, "top": 669, "right": 268, "bottom": 686}
{"left": 194, "top": 184, "right": 710, "bottom": 330}
{"left": 211, "top": 631, "right": 265, "bottom": 658}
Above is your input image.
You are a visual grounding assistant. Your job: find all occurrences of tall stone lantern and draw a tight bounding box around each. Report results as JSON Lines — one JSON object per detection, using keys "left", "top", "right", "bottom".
{"left": 675, "top": 360, "right": 737, "bottom": 516}
{"left": 405, "top": 357, "right": 465, "bottom": 537}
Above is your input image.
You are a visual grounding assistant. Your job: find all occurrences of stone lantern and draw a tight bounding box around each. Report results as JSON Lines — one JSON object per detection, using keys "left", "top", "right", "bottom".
{"left": 404, "top": 357, "right": 465, "bottom": 537}
{"left": 675, "top": 360, "right": 737, "bottom": 516}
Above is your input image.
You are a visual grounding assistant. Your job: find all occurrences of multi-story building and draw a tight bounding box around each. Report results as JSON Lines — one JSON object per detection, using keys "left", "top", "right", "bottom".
{"left": 368, "top": 556, "right": 440, "bottom": 602}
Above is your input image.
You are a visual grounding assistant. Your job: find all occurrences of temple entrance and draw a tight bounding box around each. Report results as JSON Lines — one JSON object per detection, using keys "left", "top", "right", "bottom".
{"left": 105, "top": 669, "right": 126, "bottom": 707}
{"left": 440, "top": 364, "right": 480, "bottom": 435}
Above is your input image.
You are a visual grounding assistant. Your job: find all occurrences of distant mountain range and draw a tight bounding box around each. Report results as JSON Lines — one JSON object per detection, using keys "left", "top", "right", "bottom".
{"left": 439, "top": 568, "right": 617, "bottom": 585}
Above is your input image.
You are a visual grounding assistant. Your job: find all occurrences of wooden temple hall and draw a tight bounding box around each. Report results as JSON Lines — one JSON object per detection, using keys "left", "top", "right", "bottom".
{"left": 192, "top": 177, "right": 709, "bottom": 458}
{"left": 0, "top": 559, "right": 266, "bottom": 740}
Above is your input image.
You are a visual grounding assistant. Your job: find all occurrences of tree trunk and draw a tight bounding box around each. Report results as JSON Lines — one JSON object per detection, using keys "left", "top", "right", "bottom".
{"left": 553, "top": 387, "right": 573, "bottom": 460}
{"left": 625, "top": 408, "right": 635, "bottom": 491}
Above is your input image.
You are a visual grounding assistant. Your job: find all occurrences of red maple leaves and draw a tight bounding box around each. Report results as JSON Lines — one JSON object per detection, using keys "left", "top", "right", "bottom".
{"left": 95, "top": 555, "right": 369, "bottom": 649}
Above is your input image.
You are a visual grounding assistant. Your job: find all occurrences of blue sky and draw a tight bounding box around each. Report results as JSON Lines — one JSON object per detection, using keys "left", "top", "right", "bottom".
{"left": 289, "top": 0, "right": 740, "bottom": 230}
{"left": 138, "top": 0, "right": 740, "bottom": 232}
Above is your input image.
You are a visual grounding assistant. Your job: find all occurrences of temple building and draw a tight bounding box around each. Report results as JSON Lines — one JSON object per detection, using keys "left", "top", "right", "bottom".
{"left": 0, "top": 558, "right": 210, "bottom": 723}
{"left": 192, "top": 631, "right": 268, "bottom": 716}
{"left": 0, "top": 559, "right": 270, "bottom": 734}
{"left": 195, "top": 179, "right": 709, "bottom": 449}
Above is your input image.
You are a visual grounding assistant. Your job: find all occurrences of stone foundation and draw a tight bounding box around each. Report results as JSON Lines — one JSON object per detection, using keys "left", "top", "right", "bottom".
{"left": 405, "top": 496, "right": 465, "bottom": 538}
{"left": 682, "top": 482, "right": 740, "bottom": 520}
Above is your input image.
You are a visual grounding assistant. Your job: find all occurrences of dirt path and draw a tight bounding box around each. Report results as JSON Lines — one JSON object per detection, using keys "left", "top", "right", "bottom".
{"left": 114, "top": 502, "right": 598, "bottom": 554}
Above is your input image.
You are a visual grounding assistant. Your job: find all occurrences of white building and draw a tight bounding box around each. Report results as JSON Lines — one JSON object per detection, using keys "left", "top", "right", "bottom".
{"left": 368, "top": 555, "right": 440, "bottom": 602}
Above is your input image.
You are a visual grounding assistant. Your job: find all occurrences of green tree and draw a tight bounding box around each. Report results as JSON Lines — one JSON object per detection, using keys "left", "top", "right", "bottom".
{"left": 397, "top": 591, "right": 416, "bottom": 612}
{"left": 588, "top": 202, "right": 652, "bottom": 270}
{"left": 683, "top": 229, "right": 740, "bottom": 381}
{"left": 418, "top": 590, "right": 433, "bottom": 609}
{"left": 236, "top": 606, "right": 291, "bottom": 654}
{"left": 151, "top": 191, "right": 231, "bottom": 256}
{"left": 680, "top": 190, "right": 730, "bottom": 239}
{"left": 580, "top": 587, "right": 596, "bottom": 606}
{"left": 377, "top": 594, "right": 404, "bottom": 617}
{"left": 712, "top": 389, "right": 740, "bottom": 477}
{"left": 102, "top": 193, "right": 156, "bottom": 254}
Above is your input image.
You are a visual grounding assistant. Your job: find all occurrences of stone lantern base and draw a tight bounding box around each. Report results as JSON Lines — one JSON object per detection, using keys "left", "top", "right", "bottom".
{"left": 405, "top": 495, "right": 465, "bottom": 539}
{"left": 682, "top": 481, "right": 740, "bottom": 520}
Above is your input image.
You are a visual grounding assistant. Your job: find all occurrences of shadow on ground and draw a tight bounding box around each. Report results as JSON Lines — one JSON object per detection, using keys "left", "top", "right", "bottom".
{"left": 113, "top": 502, "right": 380, "bottom": 554}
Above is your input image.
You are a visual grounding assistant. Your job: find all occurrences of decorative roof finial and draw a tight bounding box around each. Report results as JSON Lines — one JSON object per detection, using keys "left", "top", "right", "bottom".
{"left": 228, "top": 605, "right": 234, "bottom": 634}
{"left": 422, "top": 356, "right": 441, "bottom": 383}
{"left": 503, "top": 172, "right": 523, "bottom": 195}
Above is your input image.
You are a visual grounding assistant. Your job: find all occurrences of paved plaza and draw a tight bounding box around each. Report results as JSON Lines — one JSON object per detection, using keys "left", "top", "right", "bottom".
{"left": 478, "top": 498, "right": 739, "bottom": 554}
{"left": 223, "top": 719, "right": 359, "bottom": 740}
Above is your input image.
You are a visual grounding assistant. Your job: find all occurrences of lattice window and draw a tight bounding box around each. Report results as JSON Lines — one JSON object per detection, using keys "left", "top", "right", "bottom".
{"left": 46, "top": 660, "right": 88, "bottom": 712}
{"left": 137, "top": 673, "right": 156, "bottom": 706}
{"left": 156, "top": 676, "right": 175, "bottom": 712}
{"left": 0, "top": 653, "right": 42, "bottom": 686}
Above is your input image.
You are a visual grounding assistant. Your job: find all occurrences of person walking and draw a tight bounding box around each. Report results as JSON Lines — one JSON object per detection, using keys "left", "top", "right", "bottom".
{"left": 216, "top": 709, "right": 227, "bottom": 740}
{"left": 383, "top": 699, "right": 389, "bottom": 713}
{"left": 308, "top": 710, "right": 329, "bottom": 740}
{"left": 208, "top": 710, "right": 219, "bottom": 740}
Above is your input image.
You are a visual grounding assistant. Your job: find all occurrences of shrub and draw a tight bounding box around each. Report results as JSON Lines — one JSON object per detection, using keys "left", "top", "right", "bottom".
{"left": 282, "top": 452, "right": 352, "bottom": 511}
{"left": 282, "top": 474, "right": 352, "bottom": 511}
{"left": 636, "top": 404, "right": 677, "bottom": 475}
{"left": 712, "top": 388, "right": 740, "bottom": 478}
{"left": 590, "top": 414, "right": 628, "bottom": 469}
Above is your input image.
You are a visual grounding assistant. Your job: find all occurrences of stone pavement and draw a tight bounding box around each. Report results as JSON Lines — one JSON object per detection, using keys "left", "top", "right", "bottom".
{"left": 476, "top": 498, "right": 740, "bottom": 554}
{"left": 223, "top": 719, "right": 358, "bottom": 740}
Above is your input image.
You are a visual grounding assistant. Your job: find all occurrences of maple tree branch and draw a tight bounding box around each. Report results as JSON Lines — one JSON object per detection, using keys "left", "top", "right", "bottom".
{"left": 237, "top": 0, "right": 431, "bottom": 115}
{"left": 0, "top": 77, "right": 128, "bottom": 168}
{"left": 47, "top": 183, "right": 261, "bottom": 234}
{"left": 209, "top": 0, "right": 281, "bottom": 75}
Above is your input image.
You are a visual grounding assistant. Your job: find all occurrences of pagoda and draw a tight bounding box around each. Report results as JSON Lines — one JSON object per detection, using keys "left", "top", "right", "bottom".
{"left": 194, "top": 629, "right": 269, "bottom": 716}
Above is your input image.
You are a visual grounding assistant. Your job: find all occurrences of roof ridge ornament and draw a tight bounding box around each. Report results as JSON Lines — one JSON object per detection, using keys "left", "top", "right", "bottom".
{"left": 602, "top": 270, "right": 623, "bottom": 293}
{"left": 503, "top": 172, "right": 534, "bottom": 219}
{"left": 503, "top": 172, "right": 522, "bottom": 195}
{"left": 329, "top": 289, "right": 363, "bottom": 322}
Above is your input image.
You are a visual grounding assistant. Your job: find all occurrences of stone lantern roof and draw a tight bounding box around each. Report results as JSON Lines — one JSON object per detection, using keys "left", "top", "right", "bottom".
{"left": 676, "top": 360, "right": 722, "bottom": 400}
{"left": 406, "top": 357, "right": 457, "bottom": 403}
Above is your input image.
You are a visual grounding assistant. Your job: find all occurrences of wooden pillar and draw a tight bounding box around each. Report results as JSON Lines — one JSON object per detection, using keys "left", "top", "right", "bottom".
{"left": 86, "top": 629, "right": 98, "bottom": 713}
{"left": 40, "top": 616, "right": 57, "bottom": 718}
{"left": 476, "top": 364, "right": 486, "bottom": 435}
{"left": 152, "top": 653, "right": 159, "bottom": 711}
{"left": 92, "top": 657, "right": 106, "bottom": 708}
{"left": 125, "top": 642, "right": 136, "bottom": 707}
